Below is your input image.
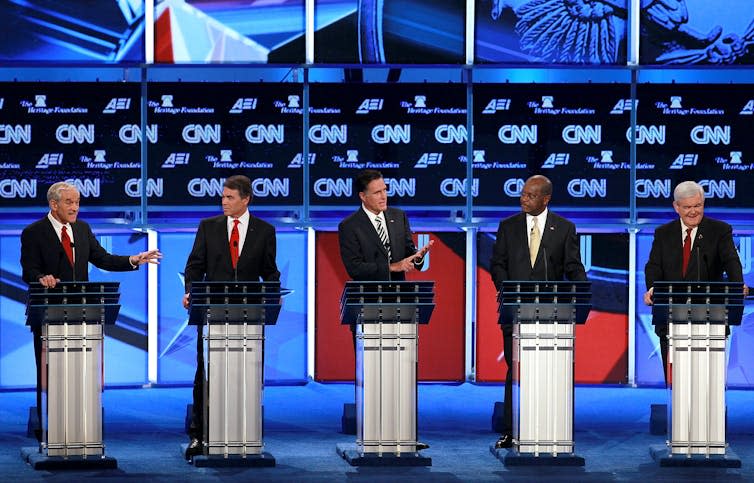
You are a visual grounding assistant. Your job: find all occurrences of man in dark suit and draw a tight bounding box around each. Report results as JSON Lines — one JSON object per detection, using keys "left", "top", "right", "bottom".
{"left": 20, "top": 181, "right": 162, "bottom": 442}
{"left": 489, "top": 175, "right": 587, "bottom": 449}
{"left": 337, "top": 169, "right": 433, "bottom": 449}
{"left": 643, "top": 180, "right": 746, "bottom": 382}
{"left": 182, "top": 174, "right": 279, "bottom": 459}
{"left": 338, "top": 169, "right": 432, "bottom": 281}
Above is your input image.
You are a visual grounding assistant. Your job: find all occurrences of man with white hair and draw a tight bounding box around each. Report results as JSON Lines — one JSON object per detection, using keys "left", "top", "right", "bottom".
{"left": 20, "top": 181, "right": 162, "bottom": 441}
{"left": 643, "top": 180, "right": 745, "bottom": 382}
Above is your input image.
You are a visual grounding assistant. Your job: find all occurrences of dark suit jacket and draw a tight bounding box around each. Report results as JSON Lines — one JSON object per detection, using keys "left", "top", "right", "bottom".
{"left": 184, "top": 213, "right": 280, "bottom": 290}
{"left": 490, "top": 211, "right": 587, "bottom": 290}
{"left": 21, "top": 216, "right": 135, "bottom": 284}
{"left": 338, "top": 207, "right": 421, "bottom": 281}
{"left": 644, "top": 216, "right": 743, "bottom": 289}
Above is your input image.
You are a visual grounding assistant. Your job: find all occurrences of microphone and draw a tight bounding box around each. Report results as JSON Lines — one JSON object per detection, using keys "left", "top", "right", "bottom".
{"left": 69, "top": 242, "right": 76, "bottom": 283}
{"left": 543, "top": 246, "right": 549, "bottom": 283}
{"left": 696, "top": 246, "right": 701, "bottom": 281}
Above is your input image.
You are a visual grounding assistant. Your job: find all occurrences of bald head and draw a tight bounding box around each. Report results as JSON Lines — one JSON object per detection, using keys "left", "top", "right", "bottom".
{"left": 520, "top": 175, "right": 552, "bottom": 216}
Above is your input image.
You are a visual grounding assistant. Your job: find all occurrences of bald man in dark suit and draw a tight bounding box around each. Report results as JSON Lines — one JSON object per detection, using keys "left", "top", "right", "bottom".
{"left": 182, "top": 175, "right": 279, "bottom": 459}
{"left": 489, "top": 175, "right": 587, "bottom": 449}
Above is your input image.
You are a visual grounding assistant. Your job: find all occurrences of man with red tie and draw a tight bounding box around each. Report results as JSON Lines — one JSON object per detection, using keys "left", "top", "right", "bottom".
{"left": 20, "top": 181, "right": 162, "bottom": 441}
{"left": 182, "top": 174, "right": 279, "bottom": 459}
{"left": 644, "top": 180, "right": 747, "bottom": 382}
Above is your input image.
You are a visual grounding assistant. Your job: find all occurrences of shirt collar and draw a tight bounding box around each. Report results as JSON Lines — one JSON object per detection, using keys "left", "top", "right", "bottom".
{"left": 362, "top": 205, "right": 384, "bottom": 224}
{"left": 228, "top": 210, "right": 250, "bottom": 225}
{"left": 47, "top": 212, "right": 71, "bottom": 232}
{"left": 526, "top": 208, "right": 548, "bottom": 225}
{"left": 680, "top": 219, "right": 698, "bottom": 236}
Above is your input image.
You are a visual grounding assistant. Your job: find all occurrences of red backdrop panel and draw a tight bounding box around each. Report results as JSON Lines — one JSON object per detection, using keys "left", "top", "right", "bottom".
{"left": 315, "top": 231, "right": 465, "bottom": 381}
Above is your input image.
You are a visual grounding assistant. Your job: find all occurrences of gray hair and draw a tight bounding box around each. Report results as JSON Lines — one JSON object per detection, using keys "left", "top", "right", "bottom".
{"left": 673, "top": 181, "right": 704, "bottom": 202}
{"left": 47, "top": 182, "right": 77, "bottom": 203}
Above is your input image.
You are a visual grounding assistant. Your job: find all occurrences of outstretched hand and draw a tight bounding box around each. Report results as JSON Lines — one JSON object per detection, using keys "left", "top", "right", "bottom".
{"left": 130, "top": 249, "right": 163, "bottom": 266}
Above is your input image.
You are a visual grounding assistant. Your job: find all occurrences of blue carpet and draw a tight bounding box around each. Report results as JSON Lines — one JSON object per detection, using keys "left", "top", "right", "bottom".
{"left": 1, "top": 383, "right": 752, "bottom": 481}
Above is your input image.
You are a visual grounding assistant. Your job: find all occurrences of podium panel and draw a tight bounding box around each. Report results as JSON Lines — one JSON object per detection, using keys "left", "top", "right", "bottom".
{"left": 515, "top": 322, "right": 574, "bottom": 455}
{"left": 669, "top": 323, "right": 726, "bottom": 456}
{"left": 45, "top": 323, "right": 104, "bottom": 457}
{"left": 650, "top": 281, "right": 744, "bottom": 464}
{"left": 22, "top": 282, "right": 120, "bottom": 468}
{"left": 338, "top": 281, "right": 434, "bottom": 465}
{"left": 496, "top": 281, "right": 590, "bottom": 465}
{"left": 188, "top": 281, "right": 287, "bottom": 464}
{"left": 206, "top": 324, "right": 264, "bottom": 456}
{"left": 357, "top": 322, "right": 417, "bottom": 454}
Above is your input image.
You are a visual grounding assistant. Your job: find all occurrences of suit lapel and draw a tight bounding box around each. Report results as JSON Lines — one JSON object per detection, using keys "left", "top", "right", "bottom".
{"left": 217, "top": 216, "right": 233, "bottom": 268}
{"left": 237, "top": 214, "right": 256, "bottom": 265}
{"left": 384, "top": 209, "right": 397, "bottom": 260}
{"left": 70, "top": 221, "right": 86, "bottom": 278}
{"left": 684, "top": 218, "right": 705, "bottom": 280}
{"left": 359, "top": 209, "right": 388, "bottom": 258}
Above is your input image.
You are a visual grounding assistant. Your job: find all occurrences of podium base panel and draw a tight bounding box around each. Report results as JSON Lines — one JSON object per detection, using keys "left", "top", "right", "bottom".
{"left": 649, "top": 404, "right": 667, "bottom": 435}
{"left": 336, "top": 443, "right": 431, "bottom": 467}
{"left": 491, "top": 401, "right": 505, "bottom": 433}
{"left": 193, "top": 452, "right": 275, "bottom": 468}
{"left": 342, "top": 403, "right": 356, "bottom": 435}
{"left": 649, "top": 445, "right": 741, "bottom": 468}
{"left": 490, "top": 445, "right": 585, "bottom": 467}
{"left": 21, "top": 447, "right": 117, "bottom": 471}
{"left": 180, "top": 444, "right": 275, "bottom": 467}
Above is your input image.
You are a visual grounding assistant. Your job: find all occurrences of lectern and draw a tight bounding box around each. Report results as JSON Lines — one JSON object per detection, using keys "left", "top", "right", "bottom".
{"left": 187, "top": 281, "right": 287, "bottom": 467}
{"left": 21, "top": 282, "right": 120, "bottom": 470}
{"left": 649, "top": 281, "right": 744, "bottom": 467}
{"left": 492, "top": 281, "right": 591, "bottom": 466}
{"left": 336, "top": 281, "right": 435, "bottom": 466}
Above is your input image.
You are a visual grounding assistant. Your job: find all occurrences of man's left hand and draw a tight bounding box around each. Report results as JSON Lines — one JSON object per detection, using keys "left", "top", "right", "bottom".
{"left": 130, "top": 249, "right": 163, "bottom": 266}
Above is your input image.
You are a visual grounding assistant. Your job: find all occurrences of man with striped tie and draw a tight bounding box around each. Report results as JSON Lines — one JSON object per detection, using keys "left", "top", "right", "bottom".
{"left": 338, "top": 169, "right": 433, "bottom": 282}
{"left": 489, "top": 174, "right": 587, "bottom": 449}
{"left": 337, "top": 169, "right": 433, "bottom": 447}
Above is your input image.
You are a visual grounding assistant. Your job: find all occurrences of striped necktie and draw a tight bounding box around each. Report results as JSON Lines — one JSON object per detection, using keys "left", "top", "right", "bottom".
{"left": 375, "top": 216, "right": 391, "bottom": 261}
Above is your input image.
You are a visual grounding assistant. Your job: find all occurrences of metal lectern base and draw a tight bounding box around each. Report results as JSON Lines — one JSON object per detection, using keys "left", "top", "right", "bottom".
{"left": 21, "top": 447, "right": 118, "bottom": 471}
{"left": 180, "top": 444, "right": 275, "bottom": 467}
{"left": 649, "top": 445, "right": 741, "bottom": 468}
{"left": 336, "top": 443, "right": 431, "bottom": 466}
{"left": 490, "top": 445, "right": 585, "bottom": 467}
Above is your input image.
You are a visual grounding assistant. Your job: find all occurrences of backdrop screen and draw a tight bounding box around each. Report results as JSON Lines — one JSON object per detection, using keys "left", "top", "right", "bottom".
{"left": 636, "top": 83, "right": 754, "bottom": 210}
{"left": 147, "top": 82, "right": 303, "bottom": 206}
{"left": 309, "top": 83, "right": 467, "bottom": 207}
{"left": 473, "top": 83, "right": 631, "bottom": 210}
{"left": 0, "top": 0, "right": 144, "bottom": 63}
{"left": 0, "top": 82, "right": 142, "bottom": 208}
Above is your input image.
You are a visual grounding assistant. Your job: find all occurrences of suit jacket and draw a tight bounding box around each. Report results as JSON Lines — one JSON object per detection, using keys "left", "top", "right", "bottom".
{"left": 490, "top": 211, "right": 587, "bottom": 291}
{"left": 21, "top": 216, "right": 135, "bottom": 284}
{"left": 644, "top": 216, "right": 742, "bottom": 289}
{"left": 184, "top": 213, "right": 280, "bottom": 291}
{"left": 338, "top": 207, "right": 421, "bottom": 281}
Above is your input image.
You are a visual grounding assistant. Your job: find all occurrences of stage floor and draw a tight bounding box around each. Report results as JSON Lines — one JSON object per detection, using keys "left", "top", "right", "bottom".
{"left": 1, "top": 383, "right": 752, "bottom": 481}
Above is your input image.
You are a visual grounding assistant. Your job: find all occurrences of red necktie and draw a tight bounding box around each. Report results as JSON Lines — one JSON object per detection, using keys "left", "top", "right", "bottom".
{"left": 61, "top": 226, "right": 74, "bottom": 267}
{"left": 229, "top": 219, "right": 240, "bottom": 269}
{"left": 681, "top": 227, "right": 693, "bottom": 276}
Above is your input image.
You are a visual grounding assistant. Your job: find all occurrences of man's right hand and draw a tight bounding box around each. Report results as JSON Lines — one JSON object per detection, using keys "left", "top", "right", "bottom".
{"left": 182, "top": 293, "right": 190, "bottom": 309}
{"left": 643, "top": 287, "right": 654, "bottom": 306}
{"left": 38, "top": 275, "right": 59, "bottom": 288}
